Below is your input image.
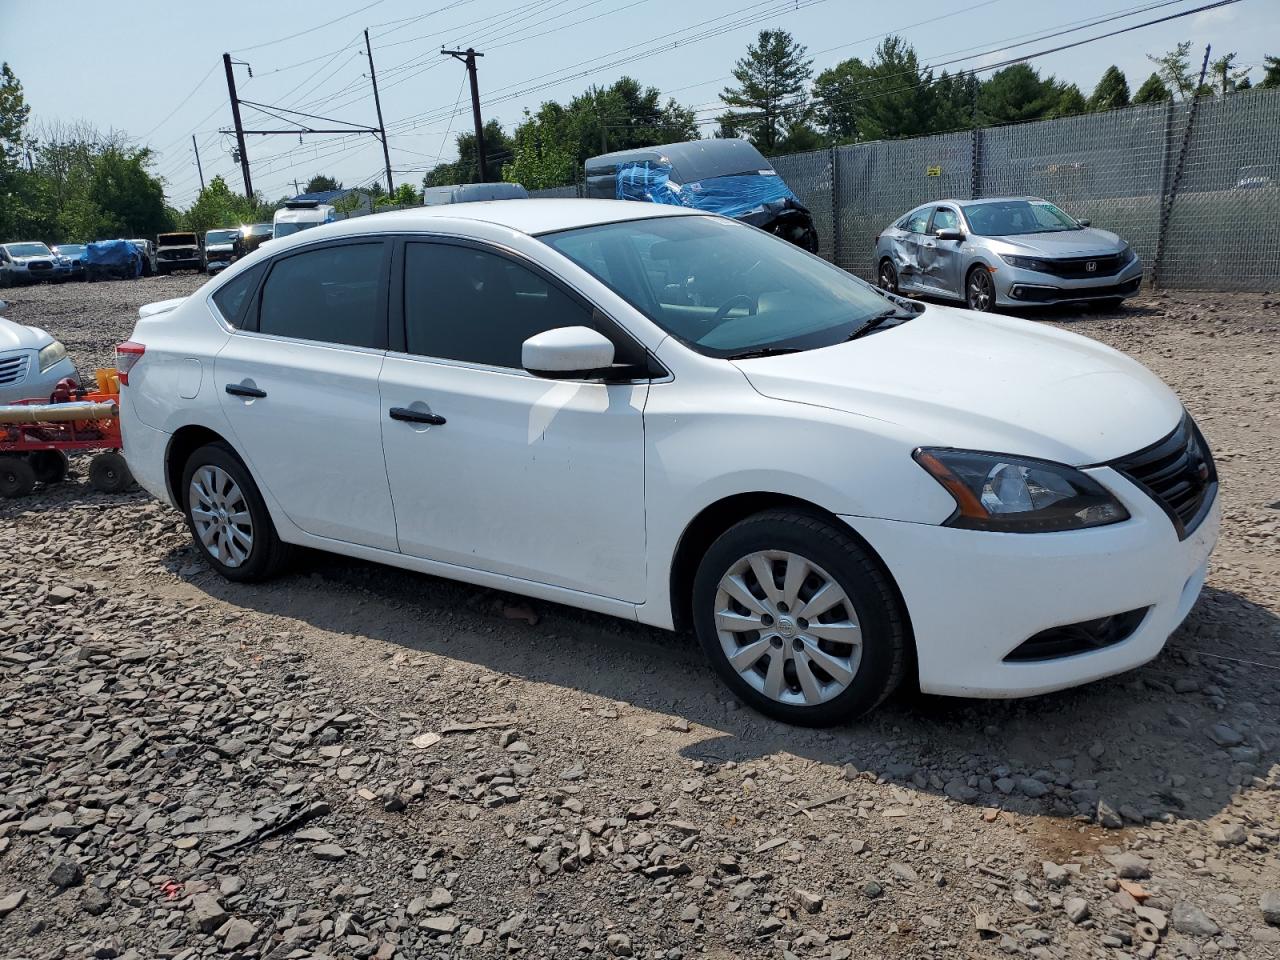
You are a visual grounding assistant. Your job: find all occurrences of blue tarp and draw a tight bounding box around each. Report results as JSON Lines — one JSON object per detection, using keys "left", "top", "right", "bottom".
{"left": 85, "top": 240, "right": 141, "bottom": 276}
{"left": 615, "top": 162, "right": 801, "bottom": 221}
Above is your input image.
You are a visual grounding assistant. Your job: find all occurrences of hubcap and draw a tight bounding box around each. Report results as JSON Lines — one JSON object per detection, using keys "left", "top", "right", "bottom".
{"left": 189, "top": 465, "right": 254, "bottom": 568}
{"left": 713, "top": 550, "right": 862, "bottom": 707}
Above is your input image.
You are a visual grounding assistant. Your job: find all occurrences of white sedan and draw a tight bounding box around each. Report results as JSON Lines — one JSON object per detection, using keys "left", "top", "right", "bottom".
{"left": 116, "top": 200, "right": 1218, "bottom": 725}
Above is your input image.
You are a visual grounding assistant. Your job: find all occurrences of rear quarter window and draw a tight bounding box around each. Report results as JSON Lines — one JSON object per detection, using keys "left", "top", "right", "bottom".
{"left": 211, "top": 263, "right": 266, "bottom": 328}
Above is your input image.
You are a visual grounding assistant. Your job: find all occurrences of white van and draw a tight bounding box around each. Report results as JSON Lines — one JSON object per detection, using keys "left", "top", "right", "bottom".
{"left": 272, "top": 200, "right": 337, "bottom": 239}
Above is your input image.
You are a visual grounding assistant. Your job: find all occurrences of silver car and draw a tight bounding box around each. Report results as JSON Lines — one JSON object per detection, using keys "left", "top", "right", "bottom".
{"left": 0, "top": 308, "right": 79, "bottom": 404}
{"left": 874, "top": 197, "right": 1142, "bottom": 312}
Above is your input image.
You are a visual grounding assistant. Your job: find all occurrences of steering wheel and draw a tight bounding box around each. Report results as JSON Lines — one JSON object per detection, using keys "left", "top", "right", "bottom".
{"left": 711, "top": 293, "right": 758, "bottom": 323}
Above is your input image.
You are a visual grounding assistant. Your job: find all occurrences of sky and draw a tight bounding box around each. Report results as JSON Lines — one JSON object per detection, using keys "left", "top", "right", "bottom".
{"left": 3, "top": 0, "right": 1275, "bottom": 208}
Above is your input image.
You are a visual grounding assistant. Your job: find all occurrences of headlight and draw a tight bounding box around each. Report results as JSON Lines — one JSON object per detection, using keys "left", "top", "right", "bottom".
{"left": 999, "top": 254, "right": 1053, "bottom": 272}
{"left": 913, "top": 448, "right": 1129, "bottom": 532}
{"left": 38, "top": 340, "right": 68, "bottom": 372}
{"left": 1118, "top": 245, "right": 1136, "bottom": 265}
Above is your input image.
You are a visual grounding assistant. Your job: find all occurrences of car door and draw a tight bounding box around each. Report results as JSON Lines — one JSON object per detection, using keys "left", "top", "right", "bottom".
{"left": 214, "top": 238, "right": 399, "bottom": 551}
{"left": 378, "top": 238, "right": 650, "bottom": 602}
{"left": 890, "top": 209, "right": 930, "bottom": 291}
{"left": 920, "top": 205, "right": 964, "bottom": 299}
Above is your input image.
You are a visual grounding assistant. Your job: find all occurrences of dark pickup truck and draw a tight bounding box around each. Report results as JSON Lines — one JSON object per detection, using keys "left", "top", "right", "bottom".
{"left": 156, "top": 232, "right": 204, "bottom": 275}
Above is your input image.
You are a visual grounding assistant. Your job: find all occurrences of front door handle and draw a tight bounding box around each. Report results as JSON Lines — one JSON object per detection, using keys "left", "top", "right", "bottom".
{"left": 226, "top": 383, "right": 267, "bottom": 399}
{"left": 389, "top": 406, "right": 446, "bottom": 426}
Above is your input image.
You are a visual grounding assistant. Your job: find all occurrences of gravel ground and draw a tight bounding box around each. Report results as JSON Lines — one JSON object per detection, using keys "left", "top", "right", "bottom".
{"left": 1, "top": 275, "right": 1278, "bottom": 960}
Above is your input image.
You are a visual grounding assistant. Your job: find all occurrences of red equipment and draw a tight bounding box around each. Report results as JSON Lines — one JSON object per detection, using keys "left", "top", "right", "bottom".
{"left": 0, "top": 377, "right": 133, "bottom": 498}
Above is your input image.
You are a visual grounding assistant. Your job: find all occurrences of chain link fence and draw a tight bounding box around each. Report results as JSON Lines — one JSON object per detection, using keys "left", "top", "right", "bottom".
{"left": 530, "top": 89, "right": 1280, "bottom": 291}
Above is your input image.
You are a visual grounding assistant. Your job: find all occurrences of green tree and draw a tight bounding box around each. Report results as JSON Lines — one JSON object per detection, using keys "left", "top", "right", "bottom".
{"left": 1132, "top": 72, "right": 1172, "bottom": 104}
{"left": 1210, "top": 52, "right": 1250, "bottom": 94}
{"left": 1051, "top": 83, "right": 1088, "bottom": 118}
{"left": 184, "top": 175, "right": 257, "bottom": 234}
{"left": 1262, "top": 55, "right": 1280, "bottom": 88}
{"left": 1088, "top": 66, "right": 1130, "bottom": 111}
{"left": 502, "top": 108, "right": 576, "bottom": 189}
{"left": 1147, "top": 42, "right": 1197, "bottom": 100}
{"left": 976, "top": 64, "right": 1063, "bottom": 125}
{"left": 719, "top": 30, "right": 813, "bottom": 153}
{"left": 87, "top": 145, "right": 169, "bottom": 237}
{"left": 424, "top": 119, "right": 516, "bottom": 186}
{"left": 0, "top": 62, "right": 29, "bottom": 173}
{"left": 380, "top": 182, "right": 421, "bottom": 207}
{"left": 304, "top": 174, "right": 342, "bottom": 193}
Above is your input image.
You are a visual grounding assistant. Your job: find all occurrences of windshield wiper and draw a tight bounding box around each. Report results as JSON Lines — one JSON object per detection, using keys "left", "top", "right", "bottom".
{"left": 725, "top": 346, "right": 803, "bottom": 360}
{"left": 846, "top": 308, "right": 913, "bottom": 342}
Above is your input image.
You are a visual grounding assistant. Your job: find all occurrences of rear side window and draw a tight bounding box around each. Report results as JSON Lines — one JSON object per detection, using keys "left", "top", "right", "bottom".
{"left": 257, "top": 242, "right": 385, "bottom": 348}
{"left": 210, "top": 263, "right": 265, "bottom": 327}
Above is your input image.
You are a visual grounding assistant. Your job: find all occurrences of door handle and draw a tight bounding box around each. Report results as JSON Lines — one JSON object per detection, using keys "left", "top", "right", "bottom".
{"left": 225, "top": 383, "right": 267, "bottom": 399}
{"left": 923, "top": 241, "right": 936, "bottom": 249}
{"left": 389, "top": 406, "right": 446, "bottom": 426}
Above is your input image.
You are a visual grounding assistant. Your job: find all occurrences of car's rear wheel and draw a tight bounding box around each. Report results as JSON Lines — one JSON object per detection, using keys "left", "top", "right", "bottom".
{"left": 0, "top": 457, "right": 36, "bottom": 498}
{"left": 29, "top": 450, "right": 69, "bottom": 484}
{"left": 692, "top": 509, "right": 907, "bottom": 726}
{"left": 878, "top": 259, "right": 899, "bottom": 294}
{"left": 181, "top": 442, "right": 291, "bottom": 582}
{"left": 966, "top": 265, "right": 995, "bottom": 312}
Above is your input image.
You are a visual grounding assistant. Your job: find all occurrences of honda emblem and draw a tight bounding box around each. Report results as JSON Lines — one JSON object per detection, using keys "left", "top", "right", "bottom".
{"left": 1085, "top": 260, "right": 1097, "bottom": 272}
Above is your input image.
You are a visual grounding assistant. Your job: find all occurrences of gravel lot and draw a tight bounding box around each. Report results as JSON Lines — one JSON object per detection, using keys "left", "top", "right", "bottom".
{"left": 1, "top": 275, "right": 1278, "bottom": 960}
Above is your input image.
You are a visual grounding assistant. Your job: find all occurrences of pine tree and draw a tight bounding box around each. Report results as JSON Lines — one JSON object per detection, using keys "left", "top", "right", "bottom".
{"left": 1147, "top": 42, "right": 1196, "bottom": 100}
{"left": 1262, "top": 55, "right": 1280, "bottom": 88}
{"left": 719, "top": 30, "right": 813, "bottom": 153}
{"left": 1210, "top": 52, "right": 1250, "bottom": 94}
{"left": 1088, "top": 66, "right": 1130, "bottom": 112}
{"left": 1132, "top": 72, "right": 1172, "bottom": 105}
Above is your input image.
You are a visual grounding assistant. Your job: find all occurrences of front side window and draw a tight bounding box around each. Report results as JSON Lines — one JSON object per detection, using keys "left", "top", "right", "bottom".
{"left": 904, "top": 211, "right": 929, "bottom": 234}
{"left": 257, "top": 242, "right": 384, "bottom": 348}
{"left": 541, "top": 215, "right": 896, "bottom": 359}
{"left": 402, "top": 242, "right": 598, "bottom": 369}
{"left": 931, "top": 208, "right": 959, "bottom": 233}
{"left": 962, "top": 200, "right": 1081, "bottom": 237}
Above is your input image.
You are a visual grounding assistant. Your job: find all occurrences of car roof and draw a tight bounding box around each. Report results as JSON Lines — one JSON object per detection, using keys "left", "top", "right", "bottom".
{"left": 934, "top": 196, "right": 1046, "bottom": 206}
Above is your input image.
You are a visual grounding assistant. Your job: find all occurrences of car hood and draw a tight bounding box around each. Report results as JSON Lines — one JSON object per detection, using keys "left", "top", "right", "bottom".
{"left": 10, "top": 255, "right": 53, "bottom": 264}
{"left": 992, "top": 227, "right": 1124, "bottom": 257}
{"left": 0, "top": 317, "right": 51, "bottom": 351}
{"left": 732, "top": 304, "right": 1181, "bottom": 465}
{"left": 207, "top": 243, "right": 237, "bottom": 252}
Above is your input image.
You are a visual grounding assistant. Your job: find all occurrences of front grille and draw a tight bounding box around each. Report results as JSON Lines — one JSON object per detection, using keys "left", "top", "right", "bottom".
{"left": 1039, "top": 253, "right": 1126, "bottom": 279}
{"left": 27, "top": 260, "right": 52, "bottom": 272}
{"left": 1005, "top": 607, "right": 1149, "bottom": 662}
{"left": 1110, "top": 414, "right": 1216, "bottom": 539}
{"left": 0, "top": 353, "right": 30, "bottom": 385}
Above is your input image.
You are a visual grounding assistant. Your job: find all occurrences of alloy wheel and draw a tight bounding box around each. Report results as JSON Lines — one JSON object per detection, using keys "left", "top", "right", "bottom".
{"left": 189, "top": 464, "right": 254, "bottom": 568}
{"left": 713, "top": 550, "right": 862, "bottom": 706}
{"left": 967, "top": 269, "right": 993, "bottom": 311}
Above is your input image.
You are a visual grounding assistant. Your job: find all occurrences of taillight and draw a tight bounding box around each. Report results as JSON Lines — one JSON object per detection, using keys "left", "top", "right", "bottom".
{"left": 115, "top": 341, "right": 145, "bottom": 385}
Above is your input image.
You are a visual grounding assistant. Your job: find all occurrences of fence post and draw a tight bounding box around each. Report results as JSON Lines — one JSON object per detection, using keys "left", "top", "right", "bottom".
{"left": 1151, "top": 45, "right": 1211, "bottom": 290}
{"left": 1150, "top": 99, "right": 1177, "bottom": 289}
{"left": 830, "top": 146, "right": 842, "bottom": 268}
{"left": 970, "top": 127, "right": 982, "bottom": 199}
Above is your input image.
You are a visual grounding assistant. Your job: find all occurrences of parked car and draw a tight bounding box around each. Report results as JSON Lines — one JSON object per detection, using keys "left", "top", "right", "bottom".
{"left": 242, "top": 222, "right": 274, "bottom": 254}
{"left": 85, "top": 240, "right": 142, "bottom": 281}
{"left": 130, "top": 239, "right": 158, "bottom": 277}
{"left": 156, "top": 232, "right": 205, "bottom": 274}
{"left": 117, "top": 200, "right": 1217, "bottom": 725}
{"left": 0, "top": 242, "right": 72, "bottom": 286}
{"left": 1236, "top": 164, "right": 1274, "bottom": 189}
{"left": 875, "top": 197, "right": 1143, "bottom": 311}
{"left": 205, "top": 228, "right": 245, "bottom": 274}
{"left": 586, "top": 138, "right": 819, "bottom": 251}
{"left": 273, "top": 200, "right": 337, "bottom": 239}
{"left": 53, "top": 243, "right": 88, "bottom": 280}
{"left": 0, "top": 310, "right": 78, "bottom": 404}
{"left": 423, "top": 182, "right": 528, "bottom": 205}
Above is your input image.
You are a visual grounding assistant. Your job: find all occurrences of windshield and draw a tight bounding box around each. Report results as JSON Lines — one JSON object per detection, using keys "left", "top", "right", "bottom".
{"left": 5, "top": 242, "right": 52, "bottom": 257}
{"left": 56, "top": 244, "right": 86, "bottom": 256}
{"left": 206, "top": 230, "right": 239, "bottom": 244}
{"left": 541, "top": 215, "right": 895, "bottom": 358}
{"left": 159, "top": 234, "right": 197, "bottom": 247}
{"left": 962, "top": 200, "right": 1082, "bottom": 236}
{"left": 273, "top": 221, "right": 313, "bottom": 237}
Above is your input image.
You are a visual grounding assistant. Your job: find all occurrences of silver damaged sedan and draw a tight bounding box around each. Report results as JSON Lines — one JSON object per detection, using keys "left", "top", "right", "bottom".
{"left": 875, "top": 197, "right": 1142, "bottom": 312}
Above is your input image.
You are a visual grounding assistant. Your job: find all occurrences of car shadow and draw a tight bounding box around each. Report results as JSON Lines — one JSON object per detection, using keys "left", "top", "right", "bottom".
{"left": 166, "top": 541, "right": 1278, "bottom": 828}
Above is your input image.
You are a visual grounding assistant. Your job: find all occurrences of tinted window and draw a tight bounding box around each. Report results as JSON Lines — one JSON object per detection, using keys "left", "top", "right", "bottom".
{"left": 403, "top": 243, "right": 595, "bottom": 368}
{"left": 258, "top": 243, "right": 384, "bottom": 347}
{"left": 211, "top": 263, "right": 266, "bottom": 327}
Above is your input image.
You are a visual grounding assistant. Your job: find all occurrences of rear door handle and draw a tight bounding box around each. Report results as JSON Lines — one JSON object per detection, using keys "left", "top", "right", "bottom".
{"left": 389, "top": 406, "right": 446, "bottom": 425}
{"left": 226, "top": 383, "right": 267, "bottom": 398}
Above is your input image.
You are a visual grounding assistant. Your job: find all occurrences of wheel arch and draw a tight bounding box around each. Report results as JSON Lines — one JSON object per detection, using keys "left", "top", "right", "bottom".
{"left": 667, "top": 493, "right": 916, "bottom": 680}
{"left": 165, "top": 424, "right": 236, "bottom": 506}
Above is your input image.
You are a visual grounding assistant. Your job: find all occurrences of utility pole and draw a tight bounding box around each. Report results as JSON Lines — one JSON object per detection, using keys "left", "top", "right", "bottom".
{"left": 223, "top": 53, "right": 253, "bottom": 198}
{"left": 365, "top": 29, "right": 394, "bottom": 195}
{"left": 192, "top": 135, "right": 205, "bottom": 192}
{"left": 293, "top": 179, "right": 302, "bottom": 196}
{"left": 442, "top": 47, "right": 487, "bottom": 182}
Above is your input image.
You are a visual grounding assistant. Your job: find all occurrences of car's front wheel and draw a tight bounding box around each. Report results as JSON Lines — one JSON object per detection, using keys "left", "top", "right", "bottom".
{"left": 181, "top": 442, "right": 292, "bottom": 582}
{"left": 878, "top": 258, "right": 899, "bottom": 294}
{"left": 692, "top": 509, "right": 908, "bottom": 726}
{"left": 966, "top": 265, "right": 995, "bottom": 312}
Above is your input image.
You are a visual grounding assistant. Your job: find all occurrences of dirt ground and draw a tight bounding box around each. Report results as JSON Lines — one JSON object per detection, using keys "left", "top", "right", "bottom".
{"left": 1, "top": 275, "right": 1277, "bottom": 960}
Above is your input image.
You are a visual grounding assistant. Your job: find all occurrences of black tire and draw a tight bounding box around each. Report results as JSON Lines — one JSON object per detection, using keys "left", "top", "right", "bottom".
{"left": 29, "top": 450, "right": 69, "bottom": 484}
{"left": 965, "top": 265, "right": 995, "bottom": 312}
{"left": 157, "top": 265, "right": 170, "bottom": 276}
{"left": 180, "top": 442, "right": 292, "bottom": 582}
{"left": 691, "top": 509, "right": 908, "bottom": 726}
{"left": 88, "top": 451, "right": 133, "bottom": 493}
{"left": 877, "top": 258, "right": 899, "bottom": 295}
{"left": 0, "top": 457, "right": 36, "bottom": 498}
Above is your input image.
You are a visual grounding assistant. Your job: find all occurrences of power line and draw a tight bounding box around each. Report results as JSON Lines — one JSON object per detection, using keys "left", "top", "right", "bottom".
{"left": 230, "top": 0, "right": 391, "bottom": 54}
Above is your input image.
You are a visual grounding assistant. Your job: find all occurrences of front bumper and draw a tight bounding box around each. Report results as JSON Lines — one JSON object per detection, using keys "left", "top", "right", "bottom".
{"left": 842, "top": 467, "right": 1219, "bottom": 698}
{"left": 996, "top": 261, "right": 1144, "bottom": 305}
{"left": 0, "top": 354, "right": 79, "bottom": 404}
{"left": 159, "top": 256, "right": 202, "bottom": 270}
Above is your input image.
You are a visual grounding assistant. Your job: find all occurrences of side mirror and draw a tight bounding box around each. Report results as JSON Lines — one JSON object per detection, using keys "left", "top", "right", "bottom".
{"left": 936, "top": 227, "right": 964, "bottom": 241}
{"left": 522, "top": 326, "right": 615, "bottom": 380}
{"left": 1077, "top": 218, "right": 1091, "bottom": 227}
